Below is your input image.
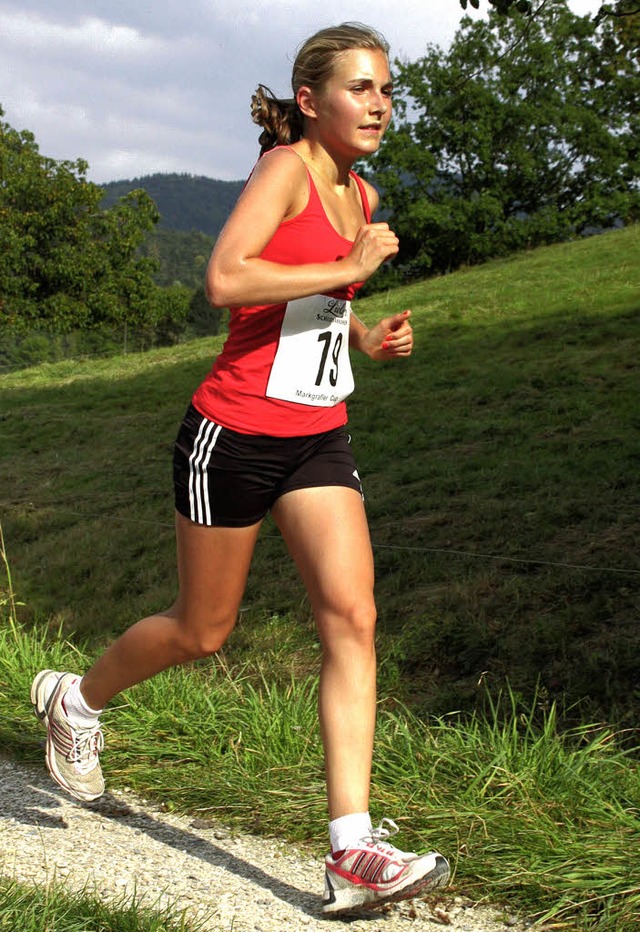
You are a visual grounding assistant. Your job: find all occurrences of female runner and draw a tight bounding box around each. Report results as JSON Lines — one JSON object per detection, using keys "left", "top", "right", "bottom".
{"left": 31, "top": 22, "right": 449, "bottom": 916}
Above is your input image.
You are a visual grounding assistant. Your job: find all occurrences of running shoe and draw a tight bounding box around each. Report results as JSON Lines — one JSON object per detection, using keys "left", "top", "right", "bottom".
{"left": 322, "top": 817, "right": 450, "bottom": 916}
{"left": 30, "top": 669, "right": 105, "bottom": 802}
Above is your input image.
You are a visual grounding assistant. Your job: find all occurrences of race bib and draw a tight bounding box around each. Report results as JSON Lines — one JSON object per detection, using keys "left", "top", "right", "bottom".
{"left": 266, "top": 294, "right": 354, "bottom": 407}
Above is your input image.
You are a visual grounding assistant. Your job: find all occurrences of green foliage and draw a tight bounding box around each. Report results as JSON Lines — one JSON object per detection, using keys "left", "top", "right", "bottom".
{"left": 138, "top": 229, "right": 227, "bottom": 338}
{"left": 100, "top": 173, "right": 244, "bottom": 238}
{"left": 139, "top": 228, "right": 214, "bottom": 288}
{"left": 0, "top": 116, "right": 227, "bottom": 369}
{"left": 0, "top": 108, "right": 163, "bottom": 333}
{"left": 462, "top": 0, "right": 640, "bottom": 23}
{"left": 0, "top": 293, "right": 224, "bottom": 373}
{"left": 461, "top": 0, "right": 533, "bottom": 12}
{"left": 372, "top": 0, "right": 639, "bottom": 280}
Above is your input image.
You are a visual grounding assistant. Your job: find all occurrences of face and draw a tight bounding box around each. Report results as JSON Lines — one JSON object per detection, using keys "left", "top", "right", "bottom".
{"left": 300, "top": 48, "right": 393, "bottom": 158}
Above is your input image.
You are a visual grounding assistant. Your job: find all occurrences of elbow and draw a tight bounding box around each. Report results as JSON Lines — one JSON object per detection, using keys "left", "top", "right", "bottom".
{"left": 205, "top": 269, "right": 228, "bottom": 308}
{"left": 205, "top": 256, "right": 246, "bottom": 308}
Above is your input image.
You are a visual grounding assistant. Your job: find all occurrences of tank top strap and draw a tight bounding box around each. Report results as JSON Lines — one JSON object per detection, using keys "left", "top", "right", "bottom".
{"left": 301, "top": 164, "right": 372, "bottom": 229}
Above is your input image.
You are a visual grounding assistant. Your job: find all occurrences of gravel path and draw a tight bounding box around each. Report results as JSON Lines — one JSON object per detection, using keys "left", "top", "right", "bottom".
{"left": 0, "top": 757, "right": 532, "bottom": 931}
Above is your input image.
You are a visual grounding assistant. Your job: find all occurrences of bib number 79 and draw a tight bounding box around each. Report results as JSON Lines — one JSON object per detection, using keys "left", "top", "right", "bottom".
{"left": 315, "top": 331, "right": 343, "bottom": 387}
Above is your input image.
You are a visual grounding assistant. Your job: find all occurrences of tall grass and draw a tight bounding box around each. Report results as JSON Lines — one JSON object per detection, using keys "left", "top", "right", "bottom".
{"left": 0, "top": 879, "right": 205, "bottom": 931}
{"left": 1, "top": 618, "right": 638, "bottom": 930}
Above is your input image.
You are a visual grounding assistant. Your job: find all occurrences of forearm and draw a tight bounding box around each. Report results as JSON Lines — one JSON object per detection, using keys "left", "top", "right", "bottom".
{"left": 205, "top": 256, "right": 358, "bottom": 309}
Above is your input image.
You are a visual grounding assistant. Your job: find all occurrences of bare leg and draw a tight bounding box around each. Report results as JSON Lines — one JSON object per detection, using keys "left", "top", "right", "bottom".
{"left": 272, "top": 487, "right": 376, "bottom": 821}
{"left": 80, "top": 512, "right": 262, "bottom": 710}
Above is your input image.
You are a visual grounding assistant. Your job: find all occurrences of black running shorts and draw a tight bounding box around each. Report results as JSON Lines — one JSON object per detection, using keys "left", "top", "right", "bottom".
{"left": 173, "top": 403, "right": 363, "bottom": 527}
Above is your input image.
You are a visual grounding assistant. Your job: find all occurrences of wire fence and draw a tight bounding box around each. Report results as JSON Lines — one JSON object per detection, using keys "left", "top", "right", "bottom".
{"left": 2, "top": 499, "right": 638, "bottom": 578}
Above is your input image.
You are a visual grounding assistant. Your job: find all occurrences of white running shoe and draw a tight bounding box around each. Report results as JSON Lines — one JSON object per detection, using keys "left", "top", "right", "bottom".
{"left": 31, "top": 669, "right": 105, "bottom": 802}
{"left": 322, "top": 818, "right": 450, "bottom": 916}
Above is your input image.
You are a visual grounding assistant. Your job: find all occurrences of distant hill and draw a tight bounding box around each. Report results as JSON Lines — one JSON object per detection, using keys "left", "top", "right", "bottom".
{"left": 100, "top": 173, "right": 244, "bottom": 238}
{"left": 138, "top": 228, "right": 215, "bottom": 289}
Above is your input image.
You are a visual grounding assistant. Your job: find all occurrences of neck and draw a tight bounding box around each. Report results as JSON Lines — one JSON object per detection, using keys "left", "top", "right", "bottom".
{"left": 294, "top": 139, "right": 354, "bottom": 187}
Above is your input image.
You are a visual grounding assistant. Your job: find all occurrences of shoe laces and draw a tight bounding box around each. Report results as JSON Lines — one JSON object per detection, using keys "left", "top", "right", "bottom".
{"left": 68, "top": 723, "right": 104, "bottom": 774}
{"left": 362, "top": 817, "right": 400, "bottom": 852}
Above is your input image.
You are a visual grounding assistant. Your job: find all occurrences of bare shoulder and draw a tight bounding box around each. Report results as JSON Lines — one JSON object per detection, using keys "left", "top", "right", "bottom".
{"left": 243, "top": 147, "right": 309, "bottom": 209}
{"left": 211, "top": 147, "right": 310, "bottom": 261}
{"left": 254, "top": 145, "right": 309, "bottom": 176}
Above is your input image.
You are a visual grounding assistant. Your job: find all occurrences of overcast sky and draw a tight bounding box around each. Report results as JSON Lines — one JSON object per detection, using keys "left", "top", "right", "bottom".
{"left": 1, "top": 0, "right": 602, "bottom": 184}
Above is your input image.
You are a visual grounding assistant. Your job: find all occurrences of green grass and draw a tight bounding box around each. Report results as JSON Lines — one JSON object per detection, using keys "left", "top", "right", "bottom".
{"left": 1, "top": 225, "right": 640, "bottom": 929}
{"left": 0, "top": 878, "right": 205, "bottom": 931}
{"left": 1, "top": 618, "right": 639, "bottom": 930}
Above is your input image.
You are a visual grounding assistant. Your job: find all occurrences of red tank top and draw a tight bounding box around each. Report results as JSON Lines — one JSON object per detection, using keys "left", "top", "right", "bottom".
{"left": 191, "top": 152, "right": 371, "bottom": 437}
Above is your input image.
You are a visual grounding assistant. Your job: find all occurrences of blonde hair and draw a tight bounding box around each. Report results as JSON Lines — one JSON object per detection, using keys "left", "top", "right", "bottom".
{"left": 251, "top": 22, "right": 390, "bottom": 155}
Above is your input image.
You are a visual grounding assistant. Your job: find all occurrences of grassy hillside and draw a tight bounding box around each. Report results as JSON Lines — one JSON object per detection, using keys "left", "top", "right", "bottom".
{"left": 1, "top": 225, "right": 639, "bottom": 729}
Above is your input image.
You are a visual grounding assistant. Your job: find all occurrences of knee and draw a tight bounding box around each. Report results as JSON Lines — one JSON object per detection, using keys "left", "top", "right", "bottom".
{"left": 322, "top": 599, "right": 377, "bottom": 648}
{"left": 351, "top": 601, "right": 377, "bottom": 638}
{"left": 168, "top": 606, "right": 237, "bottom": 660}
{"left": 185, "top": 629, "right": 229, "bottom": 659}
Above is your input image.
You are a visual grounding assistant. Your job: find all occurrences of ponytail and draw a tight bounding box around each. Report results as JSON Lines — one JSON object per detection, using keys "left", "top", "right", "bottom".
{"left": 251, "top": 85, "right": 304, "bottom": 155}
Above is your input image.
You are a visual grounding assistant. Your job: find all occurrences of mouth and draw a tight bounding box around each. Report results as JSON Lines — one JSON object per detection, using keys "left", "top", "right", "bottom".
{"left": 359, "top": 124, "right": 382, "bottom": 133}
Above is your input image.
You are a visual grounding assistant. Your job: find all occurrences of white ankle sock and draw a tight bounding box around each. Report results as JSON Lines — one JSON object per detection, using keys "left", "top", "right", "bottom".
{"left": 329, "top": 812, "right": 372, "bottom": 855}
{"left": 63, "top": 677, "right": 103, "bottom": 727}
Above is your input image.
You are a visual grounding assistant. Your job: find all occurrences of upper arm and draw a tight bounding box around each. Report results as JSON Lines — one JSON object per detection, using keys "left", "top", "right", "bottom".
{"left": 361, "top": 178, "right": 380, "bottom": 217}
{"left": 207, "top": 149, "right": 308, "bottom": 279}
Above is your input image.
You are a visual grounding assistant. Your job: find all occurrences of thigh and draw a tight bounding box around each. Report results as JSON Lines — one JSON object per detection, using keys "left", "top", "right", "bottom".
{"left": 173, "top": 511, "right": 262, "bottom": 630}
{"left": 271, "top": 486, "right": 375, "bottom": 631}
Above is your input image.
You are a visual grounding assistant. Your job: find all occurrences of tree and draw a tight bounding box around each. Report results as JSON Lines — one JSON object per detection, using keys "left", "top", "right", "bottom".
{"left": 458, "top": 0, "right": 640, "bottom": 19}
{"left": 460, "top": 0, "right": 534, "bottom": 13}
{"left": 370, "top": 0, "right": 639, "bottom": 278}
{"left": 0, "top": 109, "right": 161, "bottom": 332}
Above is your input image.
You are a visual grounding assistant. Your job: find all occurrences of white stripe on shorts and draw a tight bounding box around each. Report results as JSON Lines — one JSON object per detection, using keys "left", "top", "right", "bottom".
{"left": 188, "top": 417, "right": 222, "bottom": 524}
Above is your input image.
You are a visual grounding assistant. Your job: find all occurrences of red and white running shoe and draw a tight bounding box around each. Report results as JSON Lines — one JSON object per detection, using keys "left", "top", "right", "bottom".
{"left": 322, "top": 818, "right": 450, "bottom": 916}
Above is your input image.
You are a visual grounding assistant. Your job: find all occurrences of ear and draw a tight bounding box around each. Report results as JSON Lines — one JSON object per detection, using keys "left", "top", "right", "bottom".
{"left": 296, "top": 85, "right": 318, "bottom": 120}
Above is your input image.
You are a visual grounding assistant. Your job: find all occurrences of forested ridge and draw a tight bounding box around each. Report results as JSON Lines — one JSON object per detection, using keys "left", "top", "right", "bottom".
{"left": 100, "top": 173, "right": 244, "bottom": 239}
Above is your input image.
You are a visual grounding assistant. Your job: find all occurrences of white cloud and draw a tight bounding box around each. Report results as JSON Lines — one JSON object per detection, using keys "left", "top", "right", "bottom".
{"left": 0, "top": 0, "right": 605, "bottom": 183}
{"left": 0, "top": 11, "right": 162, "bottom": 56}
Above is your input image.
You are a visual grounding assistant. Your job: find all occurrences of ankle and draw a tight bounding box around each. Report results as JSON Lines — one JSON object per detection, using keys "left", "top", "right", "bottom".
{"left": 63, "top": 677, "right": 103, "bottom": 726}
{"left": 329, "top": 812, "right": 372, "bottom": 855}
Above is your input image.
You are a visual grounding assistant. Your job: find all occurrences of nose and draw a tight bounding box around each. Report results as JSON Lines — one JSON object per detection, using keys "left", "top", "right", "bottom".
{"left": 370, "top": 92, "right": 389, "bottom": 116}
